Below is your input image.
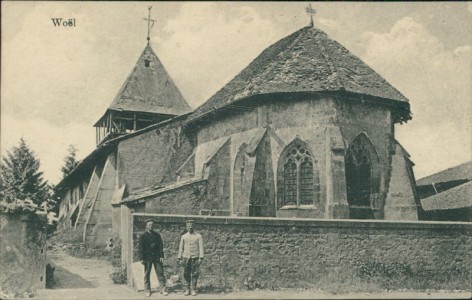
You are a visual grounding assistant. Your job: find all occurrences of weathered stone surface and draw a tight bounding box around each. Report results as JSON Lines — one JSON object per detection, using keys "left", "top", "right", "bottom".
{"left": 205, "top": 139, "right": 231, "bottom": 211}
{"left": 324, "top": 125, "right": 348, "bottom": 218}
{"left": 118, "top": 120, "right": 194, "bottom": 194}
{"left": 385, "top": 142, "right": 419, "bottom": 220}
{"left": 334, "top": 99, "right": 396, "bottom": 219}
{"left": 128, "top": 215, "right": 471, "bottom": 292}
{"left": 0, "top": 213, "right": 46, "bottom": 296}
{"left": 189, "top": 95, "right": 412, "bottom": 219}
{"left": 132, "top": 180, "right": 208, "bottom": 215}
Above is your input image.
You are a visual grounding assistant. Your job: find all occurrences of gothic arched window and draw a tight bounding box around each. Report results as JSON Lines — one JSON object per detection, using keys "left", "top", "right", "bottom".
{"left": 345, "top": 133, "right": 379, "bottom": 219}
{"left": 278, "top": 140, "right": 319, "bottom": 207}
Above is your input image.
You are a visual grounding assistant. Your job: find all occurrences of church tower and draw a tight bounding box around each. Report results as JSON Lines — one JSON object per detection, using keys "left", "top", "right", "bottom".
{"left": 94, "top": 8, "right": 191, "bottom": 145}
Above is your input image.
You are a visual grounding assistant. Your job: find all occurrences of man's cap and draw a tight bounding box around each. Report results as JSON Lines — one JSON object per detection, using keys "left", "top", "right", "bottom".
{"left": 144, "top": 218, "right": 155, "bottom": 223}
{"left": 185, "top": 219, "right": 195, "bottom": 224}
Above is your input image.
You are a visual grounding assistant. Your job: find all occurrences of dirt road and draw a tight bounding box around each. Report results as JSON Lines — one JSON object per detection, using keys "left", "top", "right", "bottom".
{"left": 34, "top": 246, "right": 137, "bottom": 299}
{"left": 33, "top": 247, "right": 470, "bottom": 300}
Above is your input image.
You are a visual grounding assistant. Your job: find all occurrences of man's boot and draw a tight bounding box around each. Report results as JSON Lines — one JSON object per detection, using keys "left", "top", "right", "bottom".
{"left": 184, "top": 285, "right": 190, "bottom": 296}
{"left": 191, "top": 286, "right": 197, "bottom": 296}
{"left": 160, "top": 287, "right": 169, "bottom": 296}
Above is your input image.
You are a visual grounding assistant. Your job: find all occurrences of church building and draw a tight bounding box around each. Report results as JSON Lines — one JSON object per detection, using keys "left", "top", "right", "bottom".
{"left": 55, "top": 13, "right": 419, "bottom": 245}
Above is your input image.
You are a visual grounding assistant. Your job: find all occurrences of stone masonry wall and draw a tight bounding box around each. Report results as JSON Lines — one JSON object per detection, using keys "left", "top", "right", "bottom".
{"left": 196, "top": 96, "right": 335, "bottom": 147}
{"left": 195, "top": 96, "right": 337, "bottom": 219}
{"left": 205, "top": 140, "right": 231, "bottom": 212}
{"left": 126, "top": 180, "right": 208, "bottom": 215}
{"left": 0, "top": 213, "right": 46, "bottom": 296}
{"left": 130, "top": 214, "right": 471, "bottom": 292}
{"left": 118, "top": 120, "right": 195, "bottom": 194}
{"left": 334, "top": 98, "right": 394, "bottom": 215}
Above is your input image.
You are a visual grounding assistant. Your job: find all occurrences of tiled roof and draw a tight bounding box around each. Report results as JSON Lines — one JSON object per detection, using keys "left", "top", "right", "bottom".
{"left": 57, "top": 113, "right": 190, "bottom": 190}
{"left": 421, "top": 181, "right": 472, "bottom": 211}
{"left": 417, "top": 161, "right": 472, "bottom": 186}
{"left": 108, "top": 44, "right": 191, "bottom": 116}
{"left": 188, "top": 26, "right": 410, "bottom": 122}
{"left": 121, "top": 178, "right": 206, "bottom": 203}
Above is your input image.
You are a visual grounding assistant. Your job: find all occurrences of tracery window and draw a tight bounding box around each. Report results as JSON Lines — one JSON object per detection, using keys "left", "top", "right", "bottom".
{"left": 279, "top": 141, "right": 318, "bottom": 207}
{"left": 345, "top": 133, "right": 378, "bottom": 219}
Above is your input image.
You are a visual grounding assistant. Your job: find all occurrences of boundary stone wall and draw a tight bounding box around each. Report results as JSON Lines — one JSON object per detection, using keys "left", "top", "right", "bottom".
{"left": 0, "top": 212, "right": 47, "bottom": 296}
{"left": 126, "top": 214, "right": 471, "bottom": 292}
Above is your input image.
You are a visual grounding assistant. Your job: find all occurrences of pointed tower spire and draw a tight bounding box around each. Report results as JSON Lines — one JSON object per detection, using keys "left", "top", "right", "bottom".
{"left": 93, "top": 7, "right": 191, "bottom": 146}
{"left": 305, "top": 3, "right": 316, "bottom": 28}
{"left": 143, "top": 6, "right": 156, "bottom": 43}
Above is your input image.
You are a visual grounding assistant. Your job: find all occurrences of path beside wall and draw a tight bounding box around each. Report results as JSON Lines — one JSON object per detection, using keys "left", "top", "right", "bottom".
{"left": 124, "top": 214, "right": 471, "bottom": 292}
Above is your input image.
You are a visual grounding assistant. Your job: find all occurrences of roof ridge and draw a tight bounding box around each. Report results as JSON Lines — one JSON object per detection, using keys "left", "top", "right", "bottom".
{"left": 322, "top": 36, "right": 409, "bottom": 102}
{"left": 417, "top": 160, "right": 472, "bottom": 184}
{"left": 421, "top": 180, "right": 472, "bottom": 211}
{"left": 109, "top": 46, "right": 149, "bottom": 109}
{"left": 102, "top": 43, "right": 191, "bottom": 118}
{"left": 145, "top": 46, "right": 191, "bottom": 110}
{"left": 241, "top": 27, "right": 309, "bottom": 97}
{"left": 187, "top": 25, "right": 411, "bottom": 123}
{"left": 189, "top": 27, "right": 307, "bottom": 115}
{"left": 314, "top": 29, "right": 346, "bottom": 91}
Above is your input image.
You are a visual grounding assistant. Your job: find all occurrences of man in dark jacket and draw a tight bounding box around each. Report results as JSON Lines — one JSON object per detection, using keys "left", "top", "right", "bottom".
{"left": 139, "top": 219, "right": 168, "bottom": 297}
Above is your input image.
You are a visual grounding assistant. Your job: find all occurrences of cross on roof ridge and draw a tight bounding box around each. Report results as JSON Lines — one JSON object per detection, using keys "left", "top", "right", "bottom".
{"left": 143, "top": 6, "right": 156, "bottom": 43}
{"left": 306, "top": 3, "right": 316, "bottom": 28}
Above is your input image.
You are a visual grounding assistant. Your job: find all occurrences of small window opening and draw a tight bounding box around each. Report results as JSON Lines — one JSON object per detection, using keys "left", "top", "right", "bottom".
{"left": 144, "top": 59, "right": 150, "bottom": 67}
{"left": 40, "top": 276, "right": 43, "bottom": 282}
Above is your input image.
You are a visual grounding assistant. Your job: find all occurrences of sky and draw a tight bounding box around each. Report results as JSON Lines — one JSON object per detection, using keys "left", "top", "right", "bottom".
{"left": 1, "top": 2, "right": 471, "bottom": 185}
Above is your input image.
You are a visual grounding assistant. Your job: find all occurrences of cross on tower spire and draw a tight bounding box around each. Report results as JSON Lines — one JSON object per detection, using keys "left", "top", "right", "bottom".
{"left": 143, "top": 6, "right": 156, "bottom": 43}
{"left": 305, "top": 3, "right": 316, "bottom": 27}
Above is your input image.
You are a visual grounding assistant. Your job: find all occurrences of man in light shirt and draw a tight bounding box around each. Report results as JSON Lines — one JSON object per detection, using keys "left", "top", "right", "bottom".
{"left": 178, "top": 220, "right": 204, "bottom": 296}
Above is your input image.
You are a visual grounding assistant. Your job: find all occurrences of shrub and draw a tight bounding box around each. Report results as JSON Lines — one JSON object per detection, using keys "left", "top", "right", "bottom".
{"left": 48, "top": 227, "right": 83, "bottom": 244}
{"left": 110, "top": 236, "right": 122, "bottom": 267}
{"left": 110, "top": 266, "right": 127, "bottom": 284}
